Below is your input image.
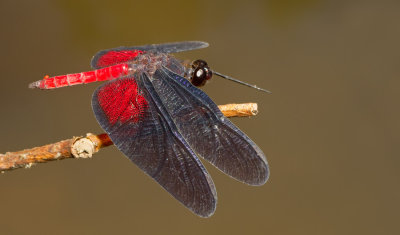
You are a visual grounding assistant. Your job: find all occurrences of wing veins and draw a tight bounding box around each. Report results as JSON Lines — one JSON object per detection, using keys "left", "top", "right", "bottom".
{"left": 152, "top": 66, "right": 269, "bottom": 185}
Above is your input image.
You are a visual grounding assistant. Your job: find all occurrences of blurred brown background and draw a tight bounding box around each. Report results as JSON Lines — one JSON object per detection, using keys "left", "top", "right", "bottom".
{"left": 0, "top": 0, "right": 399, "bottom": 234}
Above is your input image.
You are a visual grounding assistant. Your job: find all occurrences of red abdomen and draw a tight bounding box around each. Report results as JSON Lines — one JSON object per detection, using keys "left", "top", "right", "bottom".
{"left": 29, "top": 63, "right": 131, "bottom": 89}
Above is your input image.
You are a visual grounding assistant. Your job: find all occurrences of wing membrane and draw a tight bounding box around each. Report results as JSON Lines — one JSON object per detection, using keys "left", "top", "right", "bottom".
{"left": 149, "top": 62, "right": 269, "bottom": 185}
{"left": 92, "top": 76, "right": 217, "bottom": 217}
{"left": 91, "top": 41, "right": 209, "bottom": 69}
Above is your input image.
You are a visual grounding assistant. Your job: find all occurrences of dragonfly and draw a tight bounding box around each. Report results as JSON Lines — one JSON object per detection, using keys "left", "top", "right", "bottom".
{"left": 29, "top": 41, "right": 269, "bottom": 217}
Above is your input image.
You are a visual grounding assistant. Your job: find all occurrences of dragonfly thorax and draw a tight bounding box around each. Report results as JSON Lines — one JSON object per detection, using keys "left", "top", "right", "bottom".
{"left": 130, "top": 54, "right": 212, "bottom": 88}
{"left": 130, "top": 53, "right": 171, "bottom": 77}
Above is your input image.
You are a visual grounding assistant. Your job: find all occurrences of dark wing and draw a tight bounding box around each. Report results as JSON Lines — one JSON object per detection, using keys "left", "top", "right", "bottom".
{"left": 149, "top": 60, "right": 269, "bottom": 186}
{"left": 91, "top": 41, "right": 209, "bottom": 69}
{"left": 91, "top": 75, "right": 217, "bottom": 217}
{"left": 131, "top": 41, "right": 209, "bottom": 54}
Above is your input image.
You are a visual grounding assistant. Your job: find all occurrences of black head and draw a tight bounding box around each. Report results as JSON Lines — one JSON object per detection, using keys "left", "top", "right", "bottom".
{"left": 186, "top": 59, "right": 271, "bottom": 93}
{"left": 188, "top": 59, "right": 213, "bottom": 87}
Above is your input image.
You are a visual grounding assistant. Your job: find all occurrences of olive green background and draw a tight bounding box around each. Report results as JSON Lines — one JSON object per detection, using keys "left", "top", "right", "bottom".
{"left": 0, "top": 0, "right": 398, "bottom": 234}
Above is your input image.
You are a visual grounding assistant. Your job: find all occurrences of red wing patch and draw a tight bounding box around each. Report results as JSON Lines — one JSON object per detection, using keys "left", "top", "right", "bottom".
{"left": 95, "top": 50, "right": 143, "bottom": 68}
{"left": 97, "top": 78, "right": 148, "bottom": 125}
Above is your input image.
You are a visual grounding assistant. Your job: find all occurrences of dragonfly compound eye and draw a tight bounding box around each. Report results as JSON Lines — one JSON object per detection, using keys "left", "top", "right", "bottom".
{"left": 190, "top": 59, "right": 213, "bottom": 87}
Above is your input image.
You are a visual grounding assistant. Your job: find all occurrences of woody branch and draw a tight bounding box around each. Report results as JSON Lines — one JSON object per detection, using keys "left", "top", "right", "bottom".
{"left": 0, "top": 103, "right": 259, "bottom": 172}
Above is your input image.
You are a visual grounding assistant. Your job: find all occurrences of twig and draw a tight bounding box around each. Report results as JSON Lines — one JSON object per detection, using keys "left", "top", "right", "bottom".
{"left": 0, "top": 103, "right": 259, "bottom": 172}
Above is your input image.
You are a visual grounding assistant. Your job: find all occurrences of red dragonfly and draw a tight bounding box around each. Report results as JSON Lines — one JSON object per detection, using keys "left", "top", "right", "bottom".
{"left": 29, "top": 41, "right": 269, "bottom": 217}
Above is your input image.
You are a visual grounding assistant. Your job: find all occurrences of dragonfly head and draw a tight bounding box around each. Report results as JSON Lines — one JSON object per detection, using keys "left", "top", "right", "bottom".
{"left": 185, "top": 59, "right": 272, "bottom": 93}
{"left": 188, "top": 59, "right": 213, "bottom": 87}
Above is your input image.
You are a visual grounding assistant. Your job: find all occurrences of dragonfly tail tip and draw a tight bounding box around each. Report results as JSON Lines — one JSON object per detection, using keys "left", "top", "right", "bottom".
{"left": 28, "top": 81, "right": 40, "bottom": 89}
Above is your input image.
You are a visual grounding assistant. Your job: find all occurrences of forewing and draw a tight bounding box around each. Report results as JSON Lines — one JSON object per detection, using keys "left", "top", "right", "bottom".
{"left": 149, "top": 62, "right": 269, "bottom": 186}
{"left": 91, "top": 41, "right": 209, "bottom": 69}
{"left": 131, "top": 41, "right": 209, "bottom": 54}
{"left": 91, "top": 76, "right": 217, "bottom": 217}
